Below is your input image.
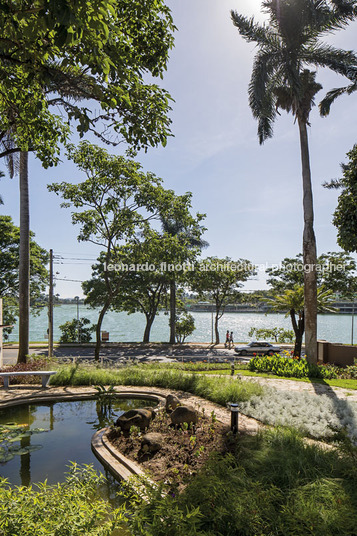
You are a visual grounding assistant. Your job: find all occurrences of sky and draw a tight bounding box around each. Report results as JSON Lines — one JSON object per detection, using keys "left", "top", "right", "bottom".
{"left": 1, "top": 0, "right": 357, "bottom": 297}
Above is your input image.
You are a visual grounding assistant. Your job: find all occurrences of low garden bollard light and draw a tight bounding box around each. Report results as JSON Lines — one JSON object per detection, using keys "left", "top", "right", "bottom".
{"left": 229, "top": 403, "right": 239, "bottom": 434}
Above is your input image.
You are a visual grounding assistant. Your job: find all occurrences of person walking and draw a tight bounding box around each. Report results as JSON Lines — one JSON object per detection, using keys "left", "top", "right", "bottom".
{"left": 229, "top": 331, "right": 234, "bottom": 349}
{"left": 225, "top": 330, "right": 230, "bottom": 348}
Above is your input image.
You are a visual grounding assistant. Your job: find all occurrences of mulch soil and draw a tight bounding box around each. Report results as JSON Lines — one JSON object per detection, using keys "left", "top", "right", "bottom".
{"left": 107, "top": 407, "right": 233, "bottom": 491}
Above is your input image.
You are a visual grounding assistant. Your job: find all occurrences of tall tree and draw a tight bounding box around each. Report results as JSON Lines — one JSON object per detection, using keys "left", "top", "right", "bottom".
{"left": 231, "top": 0, "right": 357, "bottom": 363}
{"left": 0, "top": 1, "right": 175, "bottom": 362}
{"left": 160, "top": 201, "right": 207, "bottom": 344}
{"left": 189, "top": 257, "right": 255, "bottom": 344}
{"left": 323, "top": 145, "right": 357, "bottom": 254}
{"left": 49, "top": 142, "right": 179, "bottom": 359}
{"left": 0, "top": 215, "right": 48, "bottom": 341}
{"left": 266, "top": 252, "right": 357, "bottom": 297}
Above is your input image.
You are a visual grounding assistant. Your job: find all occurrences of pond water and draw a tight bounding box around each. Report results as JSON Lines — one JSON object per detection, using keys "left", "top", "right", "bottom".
{"left": 0, "top": 397, "right": 156, "bottom": 487}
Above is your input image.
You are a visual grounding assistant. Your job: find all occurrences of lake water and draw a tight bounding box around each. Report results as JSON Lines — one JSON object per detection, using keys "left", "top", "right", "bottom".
{"left": 5, "top": 304, "right": 357, "bottom": 344}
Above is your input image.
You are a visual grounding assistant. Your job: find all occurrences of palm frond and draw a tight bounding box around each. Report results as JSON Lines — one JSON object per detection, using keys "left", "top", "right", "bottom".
{"left": 230, "top": 11, "right": 281, "bottom": 49}
{"left": 319, "top": 85, "right": 353, "bottom": 115}
{"left": 303, "top": 43, "right": 357, "bottom": 76}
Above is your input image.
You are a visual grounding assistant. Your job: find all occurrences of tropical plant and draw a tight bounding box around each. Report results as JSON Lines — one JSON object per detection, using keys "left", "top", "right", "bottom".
{"left": 264, "top": 285, "right": 337, "bottom": 357}
{"left": 0, "top": 1, "right": 175, "bottom": 363}
{"left": 231, "top": 0, "right": 357, "bottom": 362}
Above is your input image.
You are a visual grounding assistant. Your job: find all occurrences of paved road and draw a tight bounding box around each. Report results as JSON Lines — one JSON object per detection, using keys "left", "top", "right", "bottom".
{"left": 2, "top": 343, "right": 241, "bottom": 366}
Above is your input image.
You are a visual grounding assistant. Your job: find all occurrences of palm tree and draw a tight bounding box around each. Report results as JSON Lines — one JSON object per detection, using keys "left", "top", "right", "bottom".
{"left": 231, "top": 0, "right": 357, "bottom": 363}
{"left": 0, "top": 133, "right": 29, "bottom": 362}
{"left": 265, "top": 285, "right": 336, "bottom": 357}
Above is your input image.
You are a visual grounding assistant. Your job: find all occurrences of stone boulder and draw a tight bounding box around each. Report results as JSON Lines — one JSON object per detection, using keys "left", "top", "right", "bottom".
{"left": 170, "top": 405, "right": 198, "bottom": 427}
{"left": 115, "top": 408, "right": 154, "bottom": 431}
{"left": 140, "top": 432, "right": 163, "bottom": 454}
{"left": 165, "top": 394, "right": 180, "bottom": 413}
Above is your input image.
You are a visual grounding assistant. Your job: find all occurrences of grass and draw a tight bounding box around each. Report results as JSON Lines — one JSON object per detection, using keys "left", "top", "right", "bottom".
{"left": 122, "top": 428, "right": 357, "bottom": 536}
{"left": 194, "top": 368, "right": 357, "bottom": 390}
{"left": 50, "top": 364, "right": 264, "bottom": 405}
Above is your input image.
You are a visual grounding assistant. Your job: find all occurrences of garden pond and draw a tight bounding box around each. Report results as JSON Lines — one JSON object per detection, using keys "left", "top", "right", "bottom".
{"left": 0, "top": 397, "right": 156, "bottom": 488}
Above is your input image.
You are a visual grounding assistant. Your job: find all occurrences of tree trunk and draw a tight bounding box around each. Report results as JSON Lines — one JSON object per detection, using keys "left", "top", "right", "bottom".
{"left": 18, "top": 151, "right": 30, "bottom": 363}
{"left": 95, "top": 301, "right": 110, "bottom": 361}
{"left": 143, "top": 314, "right": 155, "bottom": 343}
{"left": 298, "top": 119, "right": 317, "bottom": 363}
{"left": 169, "top": 278, "right": 176, "bottom": 344}
{"left": 214, "top": 310, "right": 220, "bottom": 344}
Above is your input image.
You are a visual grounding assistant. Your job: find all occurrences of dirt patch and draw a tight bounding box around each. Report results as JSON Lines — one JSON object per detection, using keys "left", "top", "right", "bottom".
{"left": 107, "top": 407, "right": 233, "bottom": 491}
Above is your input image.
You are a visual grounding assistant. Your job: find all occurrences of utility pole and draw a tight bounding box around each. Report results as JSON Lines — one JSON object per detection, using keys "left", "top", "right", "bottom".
{"left": 0, "top": 298, "right": 3, "bottom": 368}
{"left": 48, "top": 249, "right": 53, "bottom": 358}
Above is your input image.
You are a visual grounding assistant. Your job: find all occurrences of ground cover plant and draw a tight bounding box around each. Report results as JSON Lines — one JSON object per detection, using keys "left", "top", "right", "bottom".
{"left": 240, "top": 388, "right": 357, "bottom": 443}
{"left": 120, "top": 428, "right": 357, "bottom": 536}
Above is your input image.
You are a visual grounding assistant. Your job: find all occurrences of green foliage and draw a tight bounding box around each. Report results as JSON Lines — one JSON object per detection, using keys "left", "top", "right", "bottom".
{"left": 51, "top": 365, "right": 264, "bottom": 404}
{"left": 59, "top": 317, "right": 94, "bottom": 343}
{"left": 175, "top": 313, "right": 196, "bottom": 343}
{"left": 327, "top": 145, "right": 357, "bottom": 254}
{"left": 121, "top": 428, "right": 357, "bottom": 536}
{"left": 0, "top": 358, "right": 53, "bottom": 386}
{"left": 0, "top": 0, "right": 176, "bottom": 160}
{"left": 249, "top": 355, "right": 338, "bottom": 379}
{"left": 266, "top": 252, "right": 357, "bottom": 297}
{"left": 0, "top": 464, "right": 126, "bottom": 535}
{"left": 248, "top": 326, "right": 294, "bottom": 343}
{"left": 189, "top": 256, "right": 255, "bottom": 342}
{"left": 0, "top": 215, "right": 48, "bottom": 338}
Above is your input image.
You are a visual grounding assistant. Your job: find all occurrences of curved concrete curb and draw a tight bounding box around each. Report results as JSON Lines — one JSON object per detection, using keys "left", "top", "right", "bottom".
{"left": 92, "top": 428, "right": 144, "bottom": 481}
{"left": 0, "top": 387, "right": 166, "bottom": 409}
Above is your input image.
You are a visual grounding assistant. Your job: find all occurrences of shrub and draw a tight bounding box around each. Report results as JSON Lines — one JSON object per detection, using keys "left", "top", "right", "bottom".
{"left": 248, "top": 355, "right": 338, "bottom": 379}
{"left": 0, "top": 357, "right": 52, "bottom": 386}
{"left": 59, "top": 317, "right": 94, "bottom": 343}
{"left": 175, "top": 313, "right": 195, "bottom": 343}
{"left": 121, "top": 428, "right": 357, "bottom": 536}
{"left": 0, "top": 464, "right": 125, "bottom": 535}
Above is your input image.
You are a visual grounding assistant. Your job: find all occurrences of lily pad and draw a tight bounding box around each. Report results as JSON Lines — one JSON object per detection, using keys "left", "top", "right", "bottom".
{"left": 13, "top": 445, "right": 42, "bottom": 456}
{"left": 0, "top": 452, "right": 14, "bottom": 463}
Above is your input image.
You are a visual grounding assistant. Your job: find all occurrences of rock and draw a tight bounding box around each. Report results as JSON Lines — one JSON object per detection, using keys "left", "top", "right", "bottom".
{"left": 170, "top": 405, "right": 198, "bottom": 427}
{"left": 165, "top": 394, "right": 180, "bottom": 413}
{"left": 140, "top": 432, "right": 163, "bottom": 454}
{"left": 114, "top": 408, "right": 154, "bottom": 431}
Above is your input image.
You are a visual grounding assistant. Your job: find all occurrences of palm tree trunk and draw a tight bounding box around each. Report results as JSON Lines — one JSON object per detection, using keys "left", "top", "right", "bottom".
{"left": 18, "top": 151, "right": 30, "bottom": 363}
{"left": 169, "top": 278, "right": 176, "bottom": 344}
{"left": 298, "top": 119, "right": 317, "bottom": 364}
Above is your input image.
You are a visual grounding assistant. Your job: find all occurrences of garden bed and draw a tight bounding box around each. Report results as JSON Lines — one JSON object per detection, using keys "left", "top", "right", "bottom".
{"left": 107, "top": 407, "right": 231, "bottom": 491}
